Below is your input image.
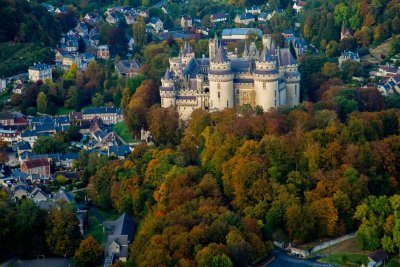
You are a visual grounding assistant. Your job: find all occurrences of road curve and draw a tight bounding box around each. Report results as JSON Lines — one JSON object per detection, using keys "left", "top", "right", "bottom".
{"left": 267, "top": 250, "right": 332, "bottom": 267}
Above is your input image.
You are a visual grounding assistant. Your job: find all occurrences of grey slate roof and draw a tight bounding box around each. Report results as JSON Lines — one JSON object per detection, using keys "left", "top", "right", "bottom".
{"left": 164, "top": 68, "right": 171, "bottom": 80}
{"left": 29, "top": 63, "right": 51, "bottom": 71}
{"left": 213, "top": 45, "right": 228, "bottom": 63}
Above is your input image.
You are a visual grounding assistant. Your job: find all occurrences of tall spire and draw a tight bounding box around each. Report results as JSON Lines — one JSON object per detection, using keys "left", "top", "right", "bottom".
{"left": 243, "top": 42, "right": 249, "bottom": 58}
{"left": 270, "top": 41, "right": 276, "bottom": 55}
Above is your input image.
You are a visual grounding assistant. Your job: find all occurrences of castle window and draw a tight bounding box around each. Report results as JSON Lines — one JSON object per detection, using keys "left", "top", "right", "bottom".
{"left": 218, "top": 92, "right": 220, "bottom": 98}
{"left": 295, "top": 85, "right": 297, "bottom": 96}
{"left": 263, "top": 82, "right": 266, "bottom": 90}
{"left": 217, "top": 83, "right": 221, "bottom": 90}
{"left": 275, "top": 100, "right": 277, "bottom": 106}
{"left": 227, "top": 100, "right": 229, "bottom": 107}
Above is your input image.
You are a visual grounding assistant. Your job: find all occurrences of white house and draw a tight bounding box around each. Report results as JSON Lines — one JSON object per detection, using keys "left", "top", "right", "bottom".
{"left": 148, "top": 17, "right": 163, "bottom": 33}
{"left": 245, "top": 6, "right": 261, "bottom": 15}
{"left": 338, "top": 51, "right": 360, "bottom": 68}
{"left": 210, "top": 13, "right": 227, "bottom": 23}
{"left": 234, "top": 13, "right": 256, "bottom": 25}
{"left": 181, "top": 15, "right": 193, "bottom": 29}
{"left": 293, "top": 1, "right": 305, "bottom": 12}
{"left": 28, "top": 63, "right": 52, "bottom": 82}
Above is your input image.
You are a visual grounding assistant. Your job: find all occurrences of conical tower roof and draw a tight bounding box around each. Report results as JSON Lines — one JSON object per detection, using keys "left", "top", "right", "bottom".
{"left": 213, "top": 45, "right": 228, "bottom": 63}
{"left": 163, "top": 68, "right": 171, "bottom": 80}
{"left": 258, "top": 46, "right": 273, "bottom": 62}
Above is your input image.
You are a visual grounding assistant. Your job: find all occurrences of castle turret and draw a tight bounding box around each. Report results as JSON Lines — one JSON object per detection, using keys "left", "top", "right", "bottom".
{"left": 254, "top": 46, "right": 279, "bottom": 111}
{"left": 209, "top": 35, "right": 218, "bottom": 61}
{"left": 283, "top": 51, "right": 300, "bottom": 106}
{"left": 160, "top": 69, "right": 176, "bottom": 108}
{"left": 169, "top": 55, "right": 182, "bottom": 76}
{"left": 262, "top": 34, "right": 272, "bottom": 51}
{"left": 181, "top": 42, "right": 195, "bottom": 65}
{"left": 208, "top": 45, "right": 234, "bottom": 110}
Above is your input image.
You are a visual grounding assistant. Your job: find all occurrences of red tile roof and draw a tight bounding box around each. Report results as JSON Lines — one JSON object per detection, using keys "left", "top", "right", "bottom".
{"left": 23, "top": 158, "right": 49, "bottom": 169}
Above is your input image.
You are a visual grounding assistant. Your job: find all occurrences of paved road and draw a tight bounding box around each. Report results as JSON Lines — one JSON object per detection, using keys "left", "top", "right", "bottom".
{"left": 267, "top": 251, "right": 332, "bottom": 267}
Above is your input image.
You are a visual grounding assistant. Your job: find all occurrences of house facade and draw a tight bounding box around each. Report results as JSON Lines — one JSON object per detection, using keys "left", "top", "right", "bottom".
{"left": 21, "top": 158, "right": 51, "bottom": 177}
{"left": 148, "top": 17, "right": 163, "bottom": 33}
{"left": 82, "top": 107, "right": 123, "bottom": 125}
{"left": 180, "top": 15, "right": 193, "bottom": 29}
{"left": 234, "top": 13, "right": 256, "bottom": 25}
{"left": 97, "top": 45, "right": 110, "bottom": 59}
{"left": 115, "top": 60, "right": 141, "bottom": 78}
{"left": 28, "top": 63, "right": 52, "bottom": 82}
{"left": 338, "top": 51, "right": 360, "bottom": 67}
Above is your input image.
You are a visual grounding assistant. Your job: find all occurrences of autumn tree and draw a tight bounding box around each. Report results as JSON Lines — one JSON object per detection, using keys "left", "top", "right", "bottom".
{"left": 124, "top": 80, "right": 159, "bottom": 132}
{"left": 45, "top": 207, "right": 81, "bottom": 257}
{"left": 147, "top": 106, "right": 181, "bottom": 146}
{"left": 73, "top": 236, "right": 103, "bottom": 267}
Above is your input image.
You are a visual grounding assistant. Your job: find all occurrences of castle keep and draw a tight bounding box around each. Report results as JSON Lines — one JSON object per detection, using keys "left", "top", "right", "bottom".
{"left": 160, "top": 35, "right": 301, "bottom": 119}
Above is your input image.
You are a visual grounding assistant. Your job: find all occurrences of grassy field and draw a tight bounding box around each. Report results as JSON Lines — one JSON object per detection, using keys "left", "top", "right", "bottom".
{"left": 85, "top": 208, "right": 122, "bottom": 245}
{"left": 86, "top": 210, "right": 105, "bottom": 245}
{"left": 361, "top": 35, "right": 399, "bottom": 64}
{"left": 56, "top": 106, "right": 74, "bottom": 116}
{"left": 313, "top": 238, "right": 369, "bottom": 266}
{"left": 113, "top": 121, "right": 134, "bottom": 143}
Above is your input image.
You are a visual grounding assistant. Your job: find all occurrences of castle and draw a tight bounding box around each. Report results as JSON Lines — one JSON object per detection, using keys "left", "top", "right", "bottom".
{"left": 160, "top": 35, "right": 301, "bottom": 120}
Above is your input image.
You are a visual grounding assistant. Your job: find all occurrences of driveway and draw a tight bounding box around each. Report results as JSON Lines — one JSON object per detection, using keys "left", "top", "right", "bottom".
{"left": 267, "top": 250, "right": 332, "bottom": 267}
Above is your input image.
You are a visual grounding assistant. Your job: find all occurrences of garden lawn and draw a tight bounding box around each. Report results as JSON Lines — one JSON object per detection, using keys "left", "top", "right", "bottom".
{"left": 113, "top": 121, "right": 134, "bottom": 143}
{"left": 56, "top": 106, "right": 74, "bottom": 115}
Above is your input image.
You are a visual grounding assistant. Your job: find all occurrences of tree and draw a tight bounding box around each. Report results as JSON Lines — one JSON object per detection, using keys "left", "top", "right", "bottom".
{"left": 46, "top": 207, "right": 81, "bottom": 257}
{"left": 36, "top": 92, "right": 47, "bottom": 114}
{"left": 321, "top": 62, "right": 339, "bottom": 79}
{"left": 285, "top": 203, "right": 315, "bottom": 243}
{"left": 133, "top": 16, "right": 147, "bottom": 49}
{"left": 92, "top": 93, "right": 104, "bottom": 107}
{"left": 73, "top": 236, "right": 103, "bottom": 267}
{"left": 334, "top": 3, "right": 349, "bottom": 26}
{"left": 147, "top": 106, "right": 181, "bottom": 145}
{"left": 14, "top": 199, "right": 46, "bottom": 258}
{"left": 33, "top": 135, "right": 68, "bottom": 154}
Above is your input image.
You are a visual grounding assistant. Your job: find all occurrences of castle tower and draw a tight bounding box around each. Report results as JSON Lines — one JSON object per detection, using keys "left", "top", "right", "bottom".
{"left": 208, "top": 45, "right": 234, "bottom": 110}
{"left": 169, "top": 55, "right": 182, "bottom": 76}
{"left": 181, "top": 42, "right": 195, "bottom": 65}
{"left": 209, "top": 35, "right": 218, "bottom": 61}
{"left": 242, "top": 42, "right": 249, "bottom": 59}
{"left": 160, "top": 69, "right": 176, "bottom": 108}
{"left": 283, "top": 51, "right": 301, "bottom": 106}
{"left": 254, "top": 46, "right": 279, "bottom": 111}
{"left": 262, "top": 34, "right": 272, "bottom": 51}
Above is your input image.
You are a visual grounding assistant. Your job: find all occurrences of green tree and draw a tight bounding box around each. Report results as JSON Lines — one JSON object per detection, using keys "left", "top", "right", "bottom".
{"left": 15, "top": 199, "right": 46, "bottom": 258}
{"left": 133, "top": 16, "right": 147, "bottom": 49}
{"left": 36, "top": 92, "right": 47, "bottom": 114}
{"left": 92, "top": 92, "right": 104, "bottom": 107}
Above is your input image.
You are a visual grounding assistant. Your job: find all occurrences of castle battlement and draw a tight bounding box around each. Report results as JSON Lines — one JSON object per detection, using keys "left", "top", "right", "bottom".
{"left": 160, "top": 37, "right": 301, "bottom": 120}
